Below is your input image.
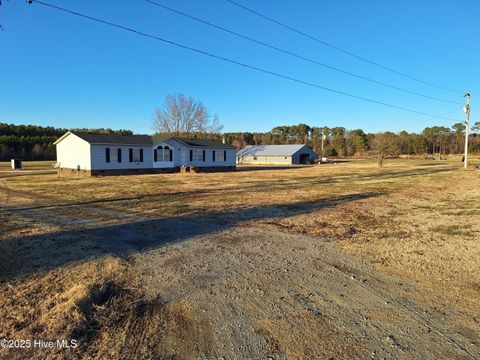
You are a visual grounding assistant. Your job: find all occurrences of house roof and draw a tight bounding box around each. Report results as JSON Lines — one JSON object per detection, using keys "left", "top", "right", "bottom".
{"left": 55, "top": 131, "right": 235, "bottom": 148}
{"left": 170, "top": 137, "right": 236, "bottom": 149}
{"left": 71, "top": 131, "right": 153, "bottom": 145}
{"left": 237, "top": 144, "right": 311, "bottom": 156}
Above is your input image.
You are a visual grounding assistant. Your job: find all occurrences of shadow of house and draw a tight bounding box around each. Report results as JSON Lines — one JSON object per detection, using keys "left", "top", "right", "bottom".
{"left": 236, "top": 165, "right": 312, "bottom": 171}
{"left": 0, "top": 192, "right": 383, "bottom": 282}
{"left": 351, "top": 166, "right": 455, "bottom": 181}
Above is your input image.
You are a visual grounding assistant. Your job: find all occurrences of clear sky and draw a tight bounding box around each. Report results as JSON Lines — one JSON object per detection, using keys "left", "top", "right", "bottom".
{"left": 0, "top": 0, "right": 478, "bottom": 134}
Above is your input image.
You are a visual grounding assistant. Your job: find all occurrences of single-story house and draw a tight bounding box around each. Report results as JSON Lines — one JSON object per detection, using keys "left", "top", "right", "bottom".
{"left": 54, "top": 131, "right": 236, "bottom": 176}
{"left": 237, "top": 144, "right": 317, "bottom": 165}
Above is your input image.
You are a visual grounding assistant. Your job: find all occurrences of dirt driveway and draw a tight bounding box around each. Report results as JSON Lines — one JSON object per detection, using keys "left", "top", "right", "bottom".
{"left": 131, "top": 225, "right": 478, "bottom": 359}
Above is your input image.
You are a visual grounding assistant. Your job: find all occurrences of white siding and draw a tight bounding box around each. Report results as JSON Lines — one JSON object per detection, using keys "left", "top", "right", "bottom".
{"left": 238, "top": 155, "right": 292, "bottom": 165}
{"left": 237, "top": 145, "right": 317, "bottom": 164}
{"left": 177, "top": 148, "right": 236, "bottom": 167}
{"left": 153, "top": 139, "right": 236, "bottom": 168}
{"left": 90, "top": 145, "right": 153, "bottom": 170}
{"left": 56, "top": 133, "right": 91, "bottom": 170}
{"left": 58, "top": 134, "right": 237, "bottom": 172}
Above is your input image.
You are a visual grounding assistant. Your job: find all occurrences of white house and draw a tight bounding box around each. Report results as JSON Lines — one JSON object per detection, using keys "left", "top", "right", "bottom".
{"left": 237, "top": 144, "right": 317, "bottom": 165}
{"left": 54, "top": 131, "right": 236, "bottom": 175}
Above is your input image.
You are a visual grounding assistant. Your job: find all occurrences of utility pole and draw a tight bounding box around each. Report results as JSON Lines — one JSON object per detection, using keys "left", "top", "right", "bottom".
{"left": 463, "top": 92, "right": 471, "bottom": 169}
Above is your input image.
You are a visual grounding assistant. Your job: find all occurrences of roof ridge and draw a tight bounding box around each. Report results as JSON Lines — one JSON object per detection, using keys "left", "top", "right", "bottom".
{"left": 61, "top": 131, "right": 235, "bottom": 148}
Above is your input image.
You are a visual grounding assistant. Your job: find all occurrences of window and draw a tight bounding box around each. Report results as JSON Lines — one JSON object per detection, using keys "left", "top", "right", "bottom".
{"left": 106, "top": 148, "right": 121, "bottom": 163}
{"left": 133, "top": 149, "right": 141, "bottom": 162}
{"left": 110, "top": 149, "right": 118, "bottom": 162}
{"left": 129, "top": 148, "right": 142, "bottom": 162}
{"left": 224, "top": 150, "right": 227, "bottom": 161}
{"left": 253, "top": 156, "right": 257, "bottom": 160}
{"left": 212, "top": 150, "right": 216, "bottom": 162}
{"left": 155, "top": 146, "right": 172, "bottom": 161}
{"left": 163, "top": 146, "right": 172, "bottom": 161}
{"left": 192, "top": 149, "right": 203, "bottom": 162}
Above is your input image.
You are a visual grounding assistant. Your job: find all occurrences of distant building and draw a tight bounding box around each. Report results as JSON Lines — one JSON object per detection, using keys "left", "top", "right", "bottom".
{"left": 237, "top": 144, "right": 317, "bottom": 165}
{"left": 54, "top": 131, "right": 236, "bottom": 176}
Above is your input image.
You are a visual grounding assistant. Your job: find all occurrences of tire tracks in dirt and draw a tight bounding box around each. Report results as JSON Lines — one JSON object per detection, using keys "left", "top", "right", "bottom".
{"left": 132, "top": 226, "right": 479, "bottom": 359}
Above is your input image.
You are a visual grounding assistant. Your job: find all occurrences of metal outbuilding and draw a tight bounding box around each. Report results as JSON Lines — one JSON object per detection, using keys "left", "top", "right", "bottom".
{"left": 237, "top": 144, "right": 317, "bottom": 165}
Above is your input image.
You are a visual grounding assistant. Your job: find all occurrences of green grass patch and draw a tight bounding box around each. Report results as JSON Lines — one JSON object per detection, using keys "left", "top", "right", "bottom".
{"left": 431, "top": 224, "right": 473, "bottom": 236}
{"left": 157, "top": 203, "right": 191, "bottom": 216}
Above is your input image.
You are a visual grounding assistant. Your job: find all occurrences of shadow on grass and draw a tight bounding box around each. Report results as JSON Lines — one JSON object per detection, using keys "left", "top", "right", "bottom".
{"left": 236, "top": 165, "right": 313, "bottom": 171}
{"left": 321, "top": 159, "right": 352, "bottom": 163}
{"left": 1, "top": 166, "right": 455, "bottom": 212}
{"left": 352, "top": 166, "right": 455, "bottom": 180}
{"left": 0, "top": 170, "right": 56, "bottom": 179}
{"left": 414, "top": 162, "right": 453, "bottom": 167}
{"left": 0, "top": 192, "right": 383, "bottom": 282}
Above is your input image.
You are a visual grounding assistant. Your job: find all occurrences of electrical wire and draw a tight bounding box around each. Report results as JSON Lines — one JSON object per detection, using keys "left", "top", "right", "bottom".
{"left": 29, "top": 0, "right": 462, "bottom": 122}
{"left": 145, "top": 0, "right": 461, "bottom": 105}
{"left": 225, "top": 0, "right": 464, "bottom": 95}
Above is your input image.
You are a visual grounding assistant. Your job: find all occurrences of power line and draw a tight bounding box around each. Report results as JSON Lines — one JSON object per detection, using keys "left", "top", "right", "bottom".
{"left": 402, "top": 102, "right": 462, "bottom": 124}
{"left": 225, "top": 0, "right": 464, "bottom": 95}
{"left": 145, "top": 0, "right": 461, "bottom": 105}
{"left": 29, "top": 0, "right": 461, "bottom": 123}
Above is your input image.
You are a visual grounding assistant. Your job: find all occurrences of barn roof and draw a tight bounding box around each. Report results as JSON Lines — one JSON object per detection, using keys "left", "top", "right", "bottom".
{"left": 55, "top": 131, "right": 235, "bottom": 148}
{"left": 237, "top": 144, "right": 310, "bottom": 156}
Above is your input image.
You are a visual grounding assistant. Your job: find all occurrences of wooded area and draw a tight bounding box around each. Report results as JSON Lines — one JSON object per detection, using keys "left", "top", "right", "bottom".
{"left": 0, "top": 123, "right": 133, "bottom": 161}
{"left": 1, "top": 122, "right": 479, "bottom": 161}
{"left": 224, "top": 123, "right": 480, "bottom": 157}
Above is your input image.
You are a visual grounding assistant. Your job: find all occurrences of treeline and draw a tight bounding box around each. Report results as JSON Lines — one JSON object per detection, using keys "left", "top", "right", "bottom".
{"left": 1, "top": 122, "right": 480, "bottom": 161}
{"left": 224, "top": 122, "right": 480, "bottom": 157}
{"left": 0, "top": 123, "right": 133, "bottom": 161}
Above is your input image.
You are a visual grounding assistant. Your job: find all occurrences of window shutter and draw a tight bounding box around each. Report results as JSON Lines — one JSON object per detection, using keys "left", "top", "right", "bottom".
{"left": 105, "top": 148, "right": 110, "bottom": 163}
{"left": 129, "top": 149, "right": 133, "bottom": 162}
{"left": 140, "top": 149, "right": 144, "bottom": 162}
{"left": 118, "top": 148, "right": 122, "bottom": 163}
{"left": 224, "top": 150, "right": 227, "bottom": 161}
{"left": 169, "top": 149, "right": 173, "bottom": 161}
{"left": 154, "top": 149, "right": 157, "bottom": 162}
{"left": 202, "top": 150, "right": 205, "bottom": 162}
{"left": 190, "top": 150, "right": 193, "bottom": 162}
{"left": 212, "top": 150, "right": 215, "bottom": 162}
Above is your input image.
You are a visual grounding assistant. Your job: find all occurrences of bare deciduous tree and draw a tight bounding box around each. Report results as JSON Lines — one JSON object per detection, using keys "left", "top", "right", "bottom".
{"left": 372, "top": 132, "right": 398, "bottom": 167}
{"left": 153, "top": 93, "right": 223, "bottom": 135}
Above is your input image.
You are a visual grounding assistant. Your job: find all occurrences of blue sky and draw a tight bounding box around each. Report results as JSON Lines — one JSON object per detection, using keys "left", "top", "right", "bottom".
{"left": 0, "top": 0, "right": 478, "bottom": 134}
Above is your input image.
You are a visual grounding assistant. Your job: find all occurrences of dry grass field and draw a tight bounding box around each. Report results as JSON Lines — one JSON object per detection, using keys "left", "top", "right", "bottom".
{"left": 0, "top": 159, "right": 479, "bottom": 359}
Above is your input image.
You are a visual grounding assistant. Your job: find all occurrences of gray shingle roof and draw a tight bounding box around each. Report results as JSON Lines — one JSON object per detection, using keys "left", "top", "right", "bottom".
{"left": 68, "top": 131, "right": 235, "bottom": 148}
{"left": 72, "top": 131, "right": 153, "bottom": 145}
{"left": 237, "top": 144, "right": 310, "bottom": 156}
{"left": 172, "top": 137, "right": 236, "bottom": 149}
